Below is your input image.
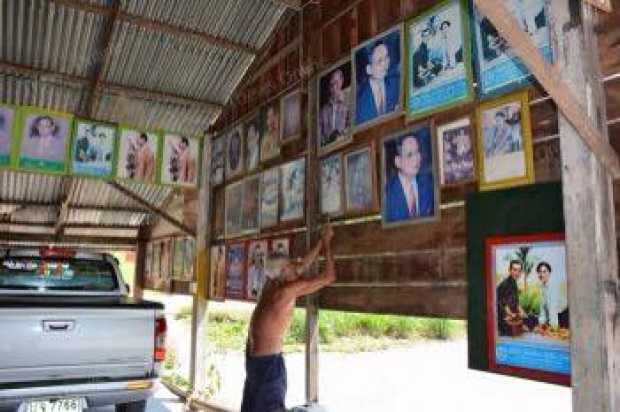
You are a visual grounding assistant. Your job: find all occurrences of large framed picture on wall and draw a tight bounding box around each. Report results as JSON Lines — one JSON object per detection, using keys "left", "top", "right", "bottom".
{"left": 317, "top": 58, "right": 353, "bottom": 156}
{"left": 381, "top": 121, "right": 439, "bottom": 227}
{"left": 405, "top": 0, "right": 474, "bottom": 120}
{"left": 485, "top": 233, "right": 570, "bottom": 385}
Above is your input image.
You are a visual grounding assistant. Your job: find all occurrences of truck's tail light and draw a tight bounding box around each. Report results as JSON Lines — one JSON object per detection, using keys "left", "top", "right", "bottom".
{"left": 154, "top": 315, "right": 167, "bottom": 362}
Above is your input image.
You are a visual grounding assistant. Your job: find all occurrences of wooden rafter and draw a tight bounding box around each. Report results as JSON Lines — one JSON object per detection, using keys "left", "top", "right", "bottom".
{"left": 269, "top": 0, "right": 302, "bottom": 11}
{"left": 50, "top": 0, "right": 258, "bottom": 55}
{"left": 106, "top": 181, "right": 196, "bottom": 236}
{"left": 473, "top": 0, "right": 620, "bottom": 179}
{"left": 0, "top": 60, "right": 223, "bottom": 111}
{"left": 85, "top": 0, "right": 122, "bottom": 118}
{"left": 0, "top": 232, "right": 136, "bottom": 246}
{"left": 0, "top": 200, "right": 148, "bottom": 214}
{"left": 5, "top": 221, "right": 140, "bottom": 231}
{"left": 583, "top": 0, "right": 613, "bottom": 12}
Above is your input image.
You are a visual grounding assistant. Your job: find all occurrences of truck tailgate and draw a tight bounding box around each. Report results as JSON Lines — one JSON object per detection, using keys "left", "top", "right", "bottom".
{"left": 0, "top": 307, "right": 155, "bottom": 384}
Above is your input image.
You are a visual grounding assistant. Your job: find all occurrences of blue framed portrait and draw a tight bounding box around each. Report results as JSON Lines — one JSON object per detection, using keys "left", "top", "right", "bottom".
{"left": 473, "top": 0, "right": 553, "bottom": 97}
{"left": 381, "top": 121, "right": 439, "bottom": 227}
{"left": 70, "top": 119, "right": 117, "bottom": 179}
{"left": 225, "top": 242, "right": 247, "bottom": 300}
{"left": 405, "top": 0, "right": 474, "bottom": 121}
{"left": 353, "top": 25, "right": 403, "bottom": 129}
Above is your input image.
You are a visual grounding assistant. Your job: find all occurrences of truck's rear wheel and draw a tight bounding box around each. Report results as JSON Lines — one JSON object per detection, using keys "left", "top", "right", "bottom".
{"left": 115, "top": 400, "right": 146, "bottom": 412}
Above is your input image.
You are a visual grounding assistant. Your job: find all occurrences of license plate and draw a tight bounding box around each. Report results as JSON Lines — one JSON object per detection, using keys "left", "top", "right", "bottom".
{"left": 22, "top": 398, "right": 83, "bottom": 412}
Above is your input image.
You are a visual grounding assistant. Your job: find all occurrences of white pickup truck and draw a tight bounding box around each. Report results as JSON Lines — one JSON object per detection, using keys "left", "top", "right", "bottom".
{"left": 0, "top": 248, "right": 167, "bottom": 412}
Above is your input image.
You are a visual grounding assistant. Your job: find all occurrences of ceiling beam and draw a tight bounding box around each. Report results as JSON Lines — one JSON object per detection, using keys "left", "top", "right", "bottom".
{"left": 0, "top": 200, "right": 148, "bottom": 214}
{"left": 4, "top": 221, "right": 140, "bottom": 230}
{"left": 0, "top": 60, "right": 223, "bottom": 111}
{"left": 85, "top": 0, "right": 122, "bottom": 118}
{"left": 269, "top": 0, "right": 302, "bottom": 11}
{"left": 106, "top": 181, "right": 196, "bottom": 236}
{"left": 51, "top": 0, "right": 258, "bottom": 55}
{"left": 0, "top": 232, "right": 136, "bottom": 246}
{"left": 55, "top": 178, "right": 78, "bottom": 239}
{"left": 474, "top": 0, "right": 620, "bottom": 179}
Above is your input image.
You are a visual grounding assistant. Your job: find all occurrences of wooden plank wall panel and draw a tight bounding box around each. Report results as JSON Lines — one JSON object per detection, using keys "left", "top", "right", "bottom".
{"left": 319, "top": 285, "right": 467, "bottom": 317}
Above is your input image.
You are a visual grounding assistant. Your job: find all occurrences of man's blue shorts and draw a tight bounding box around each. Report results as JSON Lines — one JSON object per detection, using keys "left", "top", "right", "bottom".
{"left": 240, "top": 353, "right": 287, "bottom": 412}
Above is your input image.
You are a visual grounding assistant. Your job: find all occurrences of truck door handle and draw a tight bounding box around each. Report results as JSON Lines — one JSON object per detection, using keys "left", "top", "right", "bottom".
{"left": 42, "top": 320, "right": 75, "bottom": 332}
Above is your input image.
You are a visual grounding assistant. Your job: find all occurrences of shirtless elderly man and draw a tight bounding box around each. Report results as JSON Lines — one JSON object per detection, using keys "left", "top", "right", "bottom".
{"left": 241, "top": 224, "right": 335, "bottom": 412}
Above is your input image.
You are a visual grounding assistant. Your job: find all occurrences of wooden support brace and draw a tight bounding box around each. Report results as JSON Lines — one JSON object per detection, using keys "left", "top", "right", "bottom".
{"left": 473, "top": 0, "right": 620, "bottom": 179}
{"left": 583, "top": 0, "right": 613, "bottom": 13}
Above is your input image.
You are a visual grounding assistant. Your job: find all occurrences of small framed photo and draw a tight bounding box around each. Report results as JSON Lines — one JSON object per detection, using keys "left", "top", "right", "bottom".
{"left": 437, "top": 117, "right": 475, "bottom": 186}
{"left": 320, "top": 153, "right": 343, "bottom": 216}
{"left": 211, "top": 135, "right": 226, "bottom": 187}
{"left": 70, "top": 120, "right": 117, "bottom": 179}
{"left": 17, "top": 107, "right": 73, "bottom": 173}
{"left": 225, "top": 242, "right": 247, "bottom": 300}
{"left": 476, "top": 91, "right": 534, "bottom": 191}
{"left": 344, "top": 144, "right": 378, "bottom": 214}
{"left": 246, "top": 239, "right": 268, "bottom": 300}
{"left": 117, "top": 127, "right": 160, "bottom": 183}
{"left": 405, "top": 0, "right": 474, "bottom": 120}
{"left": 240, "top": 175, "right": 260, "bottom": 235}
{"left": 317, "top": 58, "right": 353, "bottom": 156}
{"left": 226, "top": 124, "right": 245, "bottom": 180}
{"left": 0, "top": 104, "right": 17, "bottom": 167}
{"left": 485, "top": 233, "right": 570, "bottom": 385}
{"left": 161, "top": 134, "right": 200, "bottom": 188}
{"left": 225, "top": 180, "right": 243, "bottom": 238}
{"left": 353, "top": 25, "right": 403, "bottom": 129}
{"left": 381, "top": 121, "right": 439, "bottom": 226}
{"left": 260, "top": 101, "right": 281, "bottom": 162}
{"left": 280, "top": 157, "right": 305, "bottom": 222}
{"left": 245, "top": 112, "right": 262, "bottom": 172}
{"left": 260, "top": 167, "right": 280, "bottom": 229}
{"left": 473, "top": 0, "right": 552, "bottom": 97}
{"left": 270, "top": 237, "right": 291, "bottom": 259}
{"left": 209, "top": 244, "right": 226, "bottom": 301}
{"left": 280, "top": 89, "right": 302, "bottom": 144}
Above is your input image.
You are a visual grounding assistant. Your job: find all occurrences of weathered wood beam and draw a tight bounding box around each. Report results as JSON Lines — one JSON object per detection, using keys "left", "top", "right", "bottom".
{"left": 242, "top": 36, "right": 301, "bottom": 86}
{"left": 583, "top": 0, "right": 613, "bottom": 12}
{"left": 51, "top": 0, "right": 258, "bottom": 55}
{"left": 106, "top": 181, "right": 196, "bottom": 236}
{"left": 4, "top": 221, "right": 140, "bottom": 230}
{"left": 474, "top": 0, "right": 620, "bottom": 179}
{"left": 85, "top": 0, "right": 122, "bottom": 118}
{"left": 549, "top": 1, "right": 619, "bottom": 411}
{"left": 0, "top": 60, "right": 223, "bottom": 110}
{"left": 54, "top": 177, "right": 76, "bottom": 239}
{"left": 0, "top": 232, "right": 136, "bottom": 246}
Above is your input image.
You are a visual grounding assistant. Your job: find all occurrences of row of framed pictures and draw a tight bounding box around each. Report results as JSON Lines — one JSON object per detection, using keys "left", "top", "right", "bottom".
{"left": 225, "top": 157, "right": 305, "bottom": 238}
{"left": 220, "top": 89, "right": 534, "bottom": 232}
{"left": 0, "top": 104, "right": 201, "bottom": 188}
{"left": 211, "top": 0, "right": 550, "bottom": 186}
{"left": 210, "top": 89, "right": 302, "bottom": 187}
{"left": 209, "top": 236, "right": 292, "bottom": 301}
{"left": 313, "top": 0, "right": 551, "bottom": 157}
{"left": 144, "top": 237, "right": 196, "bottom": 292}
{"left": 327, "top": 89, "right": 533, "bottom": 226}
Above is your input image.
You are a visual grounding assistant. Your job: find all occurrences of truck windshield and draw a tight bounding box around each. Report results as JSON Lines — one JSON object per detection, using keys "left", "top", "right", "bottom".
{"left": 0, "top": 257, "right": 119, "bottom": 292}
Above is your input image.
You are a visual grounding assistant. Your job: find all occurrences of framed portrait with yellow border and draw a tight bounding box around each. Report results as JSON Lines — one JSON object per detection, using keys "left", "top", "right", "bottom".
{"left": 476, "top": 91, "right": 534, "bottom": 192}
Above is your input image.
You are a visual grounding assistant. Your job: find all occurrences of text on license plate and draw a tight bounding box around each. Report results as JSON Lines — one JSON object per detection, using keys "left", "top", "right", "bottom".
{"left": 24, "top": 398, "right": 83, "bottom": 412}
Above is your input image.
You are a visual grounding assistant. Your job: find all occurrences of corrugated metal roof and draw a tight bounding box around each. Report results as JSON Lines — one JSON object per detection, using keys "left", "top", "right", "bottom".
{"left": 0, "top": 0, "right": 288, "bottom": 244}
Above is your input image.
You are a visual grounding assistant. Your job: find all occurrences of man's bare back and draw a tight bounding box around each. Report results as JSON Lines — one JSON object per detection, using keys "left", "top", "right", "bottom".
{"left": 246, "top": 225, "right": 335, "bottom": 356}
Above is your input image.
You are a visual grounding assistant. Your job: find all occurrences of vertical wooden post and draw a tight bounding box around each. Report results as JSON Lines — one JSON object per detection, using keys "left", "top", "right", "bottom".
{"left": 304, "top": 2, "right": 320, "bottom": 403}
{"left": 189, "top": 130, "right": 213, "bottom": 394}
{"left": 133, "top": 225, "right": 148, "bottom": 300}
{"left": 549, "top": 2, "right": 620, "bottom": 411}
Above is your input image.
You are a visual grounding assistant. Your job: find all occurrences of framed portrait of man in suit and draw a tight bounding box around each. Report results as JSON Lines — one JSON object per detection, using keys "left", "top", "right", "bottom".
{"left": 353, "top": 25, "right": 403, "bottom": 130}
{"left": 317, "top": 58, "right": 353, "bottom": 156}
{"left": 381, "top": 121, "right": 439, "bottom": 227}
{"left": 405, "top": 0, "right": 474, "bottom": 121}
{"left": 225, "top": 124, "right": 245, "bottom": 180}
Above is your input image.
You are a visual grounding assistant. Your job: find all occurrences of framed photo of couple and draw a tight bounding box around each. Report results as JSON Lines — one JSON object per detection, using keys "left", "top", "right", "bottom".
{"left": 476, "top": 91, "right": 534, "bottom": 192}
{"left": 485, "top": 233, "right": 570, "bottom": 385}
{"left": 405, "top": 0, "right": 474, "bottom": 121}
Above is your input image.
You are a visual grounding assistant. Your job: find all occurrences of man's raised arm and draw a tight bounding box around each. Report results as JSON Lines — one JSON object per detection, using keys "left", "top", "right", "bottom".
{"left": 287, "top": 225, "right": 336, "bottom": 297}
